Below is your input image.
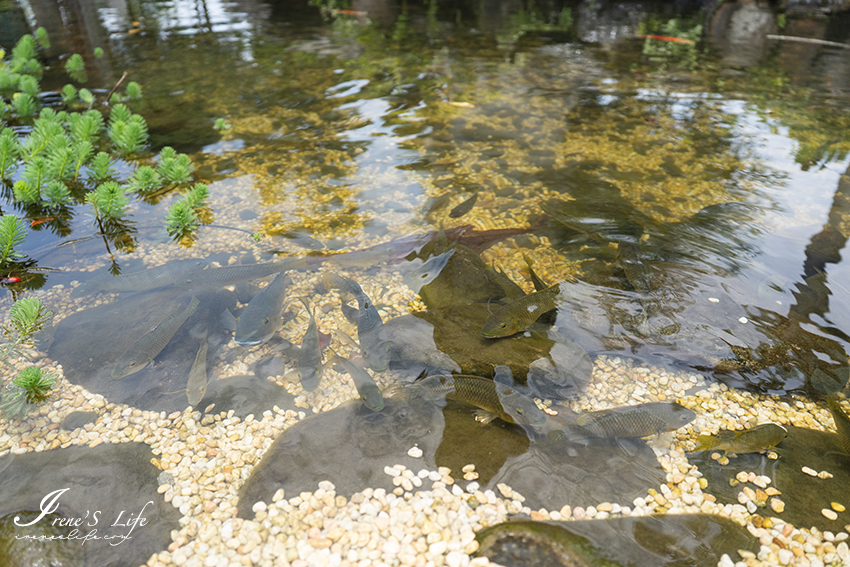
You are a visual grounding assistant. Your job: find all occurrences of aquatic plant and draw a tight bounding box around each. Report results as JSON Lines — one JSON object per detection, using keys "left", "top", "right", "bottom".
{"left": 214, "top": 118, "right": 231, "bottom": 131}
{"left": 64, "top": 53, "right": 87, "bottom": 83}
{"left": 157, "top": 146, "right": 195, "bottom": 184}
{"left": 126, "top": 165, "right": 163, "bottom": 194}
{"left": 125, "top": 81, "right": 143, "bottom": 100}
{"left": 87, "top": 181, "right": 129, "bottom": 221}
{"left": 0, "top": 128, "right": 19, "bottom": 178}
{"left": 166, "top": 183, "right": 212, "bottom": 244}
{"left": 108, "top": 104, "right": 149, "bottom": 155}
{"left": 0, "top": 366, "right": 57, "bottom": 418}
{"left": 0, "top": 215, "right": 26, "bottom": 268}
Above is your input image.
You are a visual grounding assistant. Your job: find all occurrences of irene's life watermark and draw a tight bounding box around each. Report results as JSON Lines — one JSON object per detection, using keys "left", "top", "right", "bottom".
{"left": 14, "top": 488, "right": 153, "bottom": 546}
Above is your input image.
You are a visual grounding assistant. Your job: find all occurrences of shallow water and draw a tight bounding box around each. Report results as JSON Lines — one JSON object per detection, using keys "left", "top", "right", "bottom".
{"left": 3, "top": 0, "right": 850, "bottom": 565}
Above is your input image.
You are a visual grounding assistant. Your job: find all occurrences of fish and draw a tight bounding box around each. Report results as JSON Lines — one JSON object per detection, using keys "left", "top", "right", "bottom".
{"left": 398, "top": 374, "right": 547, "bottom": 427}
{"left": 322, "top": 273, "right": 389, "bottom": 372}
{"left": 691, "top": 423, "right": 787, "bottom": 457}
{"left": 556, "top": 402, "right": 695, "bottom": 441}
{"left": 111, "top": 296, "right": 200, "bottom": 378}
{"left": 328, "top": 348, "right": 384, "bottom": 411}
{"left": 177, "top": 258, "right": 308, "bottom": 289}
{"left": 449, "top": 192, "right": 478, "bottom": 218}
{"left": 186, "top": 331, "right": 210, "bottom": 405}
{"left": 297, "top": 297, "right": 323, "bottom": 392}
{"left": 234, "top": 271, "right": 289, "bottom": 346}
{"left": 480, "top": 284, "right": 561, "bottom": 338}
{"left": 72, "top": 258, "right": 205, "bottom": 297}
{"left": 487, "top": 262, "right": 526, "bottom": 301}
{"left": 827, "top": 396, "right": 850, "bottom": 455}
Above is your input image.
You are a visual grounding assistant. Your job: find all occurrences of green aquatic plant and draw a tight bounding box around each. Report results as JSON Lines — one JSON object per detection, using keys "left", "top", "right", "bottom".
{"left": 35, "top": 27, "right": 49, "bottom": 49}
{"left": 94, "top": 47, "right": 104, "bottom": 59}
{"left": 0, "top": 215, "right": 27, "bottom": 268}
{"left": 125, "top": 81, "right": 142, "bottom": 100}
{"left": 87, "top": 181, "right": 129, "bottom": 221}
{"left": 61, "top": 83, "right": 77, "bottom": 105}
{"left": 157, "top": 146, "right": 194, "bottom": 184}
{"left": 87, "top": 151, "right": 116, "bottom": 182}
{"left": 0, "top": 366, "right": 57, "bottom": 418}
{"left": 126, "top": 165, "right": 162, "bottom": 194}
{"left": 213, "top": 117, "right": 231, "bottom": 131}
{"left": 108, "top": 104, "right": 149, "bottom": 155}
{"left": 165, "top": 183, "right": 211, "bottom": 244}
{"left": 78, "top": 87, "right": 94, "bottom": 107}
{"left": 0, "top": 297, "right": 56, "bottom": 417}
{"left": 0, "top": 128, "right": 18, "bottom": 178}
{"left": 12, "top": 92, "right": 37, "bottom": 118}
{"left": 64, "top": 53, "right": 87, "bottom": 83}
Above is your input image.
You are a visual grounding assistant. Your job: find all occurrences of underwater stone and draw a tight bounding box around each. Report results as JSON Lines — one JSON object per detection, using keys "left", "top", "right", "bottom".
{"left": 0, "top": 443, "right": 180, "bottom": 567}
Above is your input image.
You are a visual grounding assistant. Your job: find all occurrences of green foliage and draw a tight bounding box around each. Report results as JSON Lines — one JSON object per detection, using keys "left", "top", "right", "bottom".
{"left": 61, "top": 83, "right": 77, "bottom": 105}
{"left": 65, "top": 53, "right": 87, "bottom": 82}
{"left": 70, "top": 140, "right": 94, "bottom": 180}
{"left": 12, "top": 35, "right": 38, "bottom": 62}
{"left": 12, "top": 180, "right": 39, "bottom": 203}
{"left": 43, "top": 180, "right": 71, "bottom": 207}
{"left": 4, "top": 297, "right": 50, "bottom": 341}
{"left": 87, "top": 181, "right": 129, "bottom": 220}
{"left": 94, "top": 47, "right": 104, "bottom": 59}
{"left": 108, "top": 105, "right": 148, "bottom": 155}
{"left": 45, "top": 143, "right": 74, "bottom": 181}
{"left": 126, "top": 165, "right": 162, "bottom": 194}
{"left": 0, "top": 128, "right": 19, "bottom": 178}
{"left": 0, "top": 296, "right": 55, "bottom": 418}
{"left": 0, "top": 67, "right": 19, "bottom": 93}
{"left": 165, "top": 199, "right": 199, "bottom": 244}
{"left": 157, "top": 146, "right": 194, "bottom": 184}
{"left": 12, "top": 92, "right": 37, "bottom": 118}
{"left": 69, "top": 109, "right": 104, "bottom": 144}
{"left": 17, "top": 74, "right": 39, "bottom": 97}
{"left": 185, "top": 183, "right": 209, "bottom": 209}
{"left": 79, "top": 88, "right": 94, "bottom": 106}
{"left": 0, "top": 366, "right": 57, "bottom": 418}
{"left": 0, "top": 215, "right": 27, "bottom": 267}
{"left": 214, "top": 117, "right": 231, "bottom": 131}
{"left": 21, "top": 156, "right": 48, "bottom": 196}
{"left": 35, "top": 27, "right": 50, "bottom": 49}
{"left": 87, "top": 151, "right": 115, "bottom": 182}
{"left": 125, "top": 81, "right": 143, "bottom": 99}
{"left": 19, "top": 118, "right": 65, "bottom": 160}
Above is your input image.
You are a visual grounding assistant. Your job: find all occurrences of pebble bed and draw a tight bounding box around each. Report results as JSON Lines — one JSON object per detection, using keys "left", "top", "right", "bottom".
{"left": 2, "top": 186, "right": 850, "bottom": 567}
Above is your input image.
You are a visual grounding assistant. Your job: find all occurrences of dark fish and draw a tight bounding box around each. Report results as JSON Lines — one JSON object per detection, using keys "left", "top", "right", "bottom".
{"left": 297, "top": 298, "right": 323, "bottom": 392}
{"left": 399, "top": 374, "right": 547, "bottom": 427}
{"left": 692, "top": 423, "right": 787, "bottom": 457}
{"left": 186, "top": 331, "right": 210, "bottom": 405}
{"left": 322, "top": 273, "right": 389, "bottom": 372}
{"left": 234, "top": 271, "right": 288, "bottom": 346}
{"left": 480, "top": 284, "right": 561, "bottom": 338}
{"left": 559, "top": 402, "right": 695, "bottom": 440}
{"left": 617, "top": 241, "right": 654, "bottom": 336}
{"left": 328, "top": 348, "right": 384, "bottom": 411}
{"left": 487, "top": 262, "right": 526, "bottom": 301}
{"left": 112, "top": 296, "right": 200, "bottom": 378}
{"left": 178, "top": 258, "right": 308, "bottom": 288}
{"left": 827, "top": 396, "right": 850, "bottom": 455}
{"left": 72, "top": 258, "right": 205, "bottom": 297}
{"left": 449, "top": 192, "right": 478, "bottom": 218}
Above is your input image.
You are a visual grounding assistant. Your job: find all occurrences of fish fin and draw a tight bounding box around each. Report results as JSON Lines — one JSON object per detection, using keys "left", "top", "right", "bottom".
{"left": 299, "top": 296, "right": 312, "bottom": 313}
{"left": 472, "top": 409, "right": 499, "bottom": 425}
{"left": 691, "top": 434, "right": 718, "bottom": 452}
{"left": 220, "top": 308, "right": 238, "bottom": 331}
{"left": 337, "top": 329, "right": 360, "bottom": 350}
{"left": 383, "top": 384, "right": 406, "bottom": 398}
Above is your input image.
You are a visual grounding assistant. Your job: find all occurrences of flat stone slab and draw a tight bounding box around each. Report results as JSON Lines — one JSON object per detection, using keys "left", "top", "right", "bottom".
{"left": 0, "top": 443, "right": 180, "bottom": 567}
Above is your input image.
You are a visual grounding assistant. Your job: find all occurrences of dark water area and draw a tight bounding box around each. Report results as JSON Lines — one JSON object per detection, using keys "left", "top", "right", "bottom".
{"left": 3, "top": 0, "right": 850, "bottom": 565}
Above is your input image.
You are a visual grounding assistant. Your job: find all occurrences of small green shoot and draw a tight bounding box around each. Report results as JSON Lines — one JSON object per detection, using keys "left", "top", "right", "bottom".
{"left": 0, "top": 215, "right": 27, "bottom": 267}
{"left": 214, "top": 118, "right": 231, "bottom": 131}
{"left": 65, "top": 53, "right": 87, "bottom": 82}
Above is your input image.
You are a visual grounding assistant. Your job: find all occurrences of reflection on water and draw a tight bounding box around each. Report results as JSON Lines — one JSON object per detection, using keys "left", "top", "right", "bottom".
{"left": 3, "top": 0, "right": 850, "bottom": 564}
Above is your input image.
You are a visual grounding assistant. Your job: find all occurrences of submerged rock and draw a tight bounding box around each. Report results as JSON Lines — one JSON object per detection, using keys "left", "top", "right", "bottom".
{"left": 400, "top": 305, "right": 593, "bottom": 398}
{"left": 192, "top": 374, "right": 296, "bottom": 418}
{"left": 59, "top": 411, "right": 99, "bottom": 431}
{"left": 0, "top": 443, "right": 180, "bottom": 567}
{"left": 416, "top": 242, "right": 513, "bottom": 309}
{"left": 49, "top": 288, "right": 236, "bottom": 413}
{"left": 237, "top": 395, "right": 665, "bottom": 517}
{"left": 691, "top": 425, "right": 850, "bottom": 532}
{"left": 476, "top": 515, "right": 759, "bottom": 567}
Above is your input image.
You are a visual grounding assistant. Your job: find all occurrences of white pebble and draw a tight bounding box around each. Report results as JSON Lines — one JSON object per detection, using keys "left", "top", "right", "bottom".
{"left": 738, "top": 317, "right": 748, "bottom": 324}
{"left": 708, "top": 297, "right": 719, "bottom": 303}
{"left": 408, "top": 446, "right": 423, "bottom": 458}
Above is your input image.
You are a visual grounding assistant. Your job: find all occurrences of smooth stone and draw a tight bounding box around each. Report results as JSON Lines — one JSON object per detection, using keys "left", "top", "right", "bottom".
{"left": 0, "top": 443, "right": 180, "bottom": 567}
